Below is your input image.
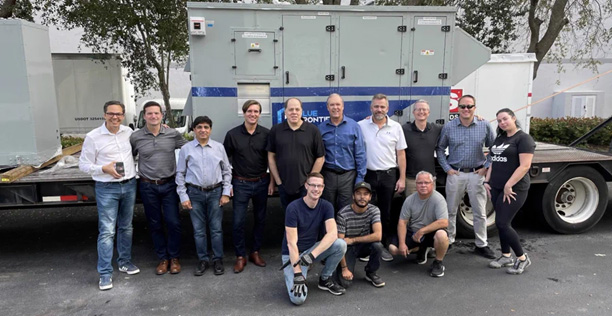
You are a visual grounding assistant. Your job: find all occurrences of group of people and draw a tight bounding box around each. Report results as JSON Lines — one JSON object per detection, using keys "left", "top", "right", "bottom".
{"left": 78, "top": 92, "right": 535, "bottom": 305}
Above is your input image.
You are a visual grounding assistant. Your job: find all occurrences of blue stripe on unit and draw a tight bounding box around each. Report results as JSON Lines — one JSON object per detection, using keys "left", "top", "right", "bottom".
{"left": 193, "top": 86, "right": 451, "bottom": 97}
{"left": 191, "top": 87, "right": 237, "bottom": 97}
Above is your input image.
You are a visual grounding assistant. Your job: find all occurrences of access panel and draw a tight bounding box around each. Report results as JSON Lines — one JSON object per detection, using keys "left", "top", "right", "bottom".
{"left": 234, "top": 31, "right": 276, "bottom": 76}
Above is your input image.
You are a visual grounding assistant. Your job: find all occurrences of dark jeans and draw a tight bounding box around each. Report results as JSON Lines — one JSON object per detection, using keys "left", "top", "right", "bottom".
{"left": 279, "top": 184, "right": 306, "bottom": 212}
{"left": 491, "top": 187, "right": 528, "bottom": 257}
{"left": 335, "top": 242, "right": 383, "bottom": 288}
{"left": 321, "top": 169, "right": 356, "bottom": 212}
{"left": 232, "top": 177, "right": 269, "bottom": 257}
{"left": 365, "top": 168, "right": 398, "bottom": 244}
{"left": 139, "top": 180, "right": 182, "bottom": 260}
{"left": 187, "top": 186, "right": 224, "bottom": 262}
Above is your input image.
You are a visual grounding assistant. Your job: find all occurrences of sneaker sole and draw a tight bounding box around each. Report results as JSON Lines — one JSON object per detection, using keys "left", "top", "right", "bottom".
{"left": 214, "top": 270, "right": 225, "bottom": 276}
{"left": 365, "top": 275, "right": 385, "bottom": 288}
{"left": 489, "top": 263, "right": 514, "bottom": 269}
{"left": 317, "top": 284, "right": 345, "bottom": 296}
{"left": 358, "top": 257, "right": 370, "bottom": 262}
{"left": 99, "top": 283, "right": 113, "bottom": 290}
{"left": 507, "top": 261, "right": 531, "bottom": 275}
{"left": 119, "top": 268, "right": 140, "bottom": 275}
{"left": 430, "top": 265, "right": 445, "bottom": 277}
{"left": 194, "top": 271, "right": 205, "bottom": 276}
{"left": 381, "top": 257, "right": 394, "bottom": 262}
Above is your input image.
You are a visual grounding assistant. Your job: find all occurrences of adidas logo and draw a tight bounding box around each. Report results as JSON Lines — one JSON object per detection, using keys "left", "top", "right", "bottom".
{"left": 491, "top": 143, "right": 510, "bottom": 155}
{"left": 491, "top": 156, "right": 508, "bottom": 162}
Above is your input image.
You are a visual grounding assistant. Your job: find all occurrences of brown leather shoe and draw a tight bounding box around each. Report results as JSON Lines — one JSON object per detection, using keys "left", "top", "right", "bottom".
{"left": 170, "top": 258, "right": 181, "bottom": 274}
{"left": 156, "top": 259, "right": 169, "bottom": 275}
{"left": 249, "top": 251, "right": 267, "bottom": 267}
{"left": 233, "top": 257, "right": 247, "bottom": 273}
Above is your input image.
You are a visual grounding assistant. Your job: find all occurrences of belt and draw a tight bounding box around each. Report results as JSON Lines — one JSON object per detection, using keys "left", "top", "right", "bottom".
{"left": 140, "top": 176, "right": 174, "bottom": 185}
{"left": 119, "top": 177, "right": 134, "bottom": 184}
{"left": 233, "top": 173, "right": 269, "bottom": 182}
{"left": 368, "top": 167, "right": 398, "bottom": 174}
{"left": 187, "top": 183, "right": 222, "bottom": 191}
{"left": 451, "top": 165, "right": 484, "bottom": 173}
{"left": 323, "top": 167, "right": 350, "bottom": 175}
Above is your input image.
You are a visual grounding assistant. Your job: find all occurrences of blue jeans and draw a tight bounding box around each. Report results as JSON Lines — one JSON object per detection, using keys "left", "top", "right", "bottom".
{"left": 232, "top": 177, "right": 269, "bottom": 257}
{"left": 188, "top": 186, "right": 224, "bottom": 261}
{"left": 139, "top": 180, "right": 181, "bottom": 260}
{"left": 282, "top": 239, "right": 347, "bottom": 306}
{"left": 279, "top": 184, "right": 306, "bottom": 212}
{"left": 95, "top": 178, "right": 137, "bottom": 276}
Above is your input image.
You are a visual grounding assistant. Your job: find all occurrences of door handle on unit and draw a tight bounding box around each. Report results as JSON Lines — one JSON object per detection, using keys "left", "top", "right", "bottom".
{"left": 412, "top": 70, "right": 418, "bottom": 83}
{"left": 285, "top": 71, "right": 289, "bottom": 84}
{"left": 341, "top": 66, "right": 346, "bottom": 79}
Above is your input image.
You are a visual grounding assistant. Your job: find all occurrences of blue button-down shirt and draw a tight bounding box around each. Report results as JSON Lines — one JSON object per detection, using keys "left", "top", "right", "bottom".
{"left": 176, "top": 139, "right": 232, "bottom": 203}
{"left": 436, "top": 117, "right": 495, "bottom": 172}
{"left": 318, "top": 116, "right": 367, "bottom": 184}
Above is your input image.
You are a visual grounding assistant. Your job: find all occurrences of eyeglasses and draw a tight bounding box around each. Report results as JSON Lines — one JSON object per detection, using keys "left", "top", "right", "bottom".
{"left": 105, "top": 112, "right": 125, "bottom": 117}
{"left": 416, "top": 181, "right": 433, "bottom": 185}
{"left": 414, "top": 108, "right": 429, "bottom": 112}
{"left": 306, "top": 183, "right": 325, "bottom": 189}
{"left": 458, "top": 105, "right": 475, "bottom": 109}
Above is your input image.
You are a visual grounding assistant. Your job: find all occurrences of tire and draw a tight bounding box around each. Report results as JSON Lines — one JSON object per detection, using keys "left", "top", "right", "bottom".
{"left": 456, "top": 193, "right": 497, "bottom": 238}
{"left": 541, "top": 166, "right": 608, "bottom": 234}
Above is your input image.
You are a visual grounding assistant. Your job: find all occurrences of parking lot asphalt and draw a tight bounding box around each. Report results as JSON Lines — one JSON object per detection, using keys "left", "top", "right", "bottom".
{"left": 1, "top": 195, "right": 612, "bottom": 316}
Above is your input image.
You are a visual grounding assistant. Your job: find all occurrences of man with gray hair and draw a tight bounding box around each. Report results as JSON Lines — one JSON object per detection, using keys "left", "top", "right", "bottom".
{"left": 388, "top": 171, "right": 449, "bottom": 277}
{"left": 402, "top": 100, "right": 442, "bottom": 196}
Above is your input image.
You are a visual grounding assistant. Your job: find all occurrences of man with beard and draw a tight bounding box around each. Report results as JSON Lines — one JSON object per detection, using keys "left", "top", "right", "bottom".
{"left": 335, "top": 182, "right": 385, "bottom": 288}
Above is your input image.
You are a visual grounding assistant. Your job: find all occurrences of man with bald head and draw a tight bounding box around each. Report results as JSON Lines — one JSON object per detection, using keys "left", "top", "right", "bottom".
{"left": 318, "top": 93, "right": 366, "bottom": 212}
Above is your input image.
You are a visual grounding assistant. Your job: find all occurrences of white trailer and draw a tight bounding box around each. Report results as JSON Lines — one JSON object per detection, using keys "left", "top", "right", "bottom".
{"left": 52, "top": 53, "right": 136, "bottom": 135}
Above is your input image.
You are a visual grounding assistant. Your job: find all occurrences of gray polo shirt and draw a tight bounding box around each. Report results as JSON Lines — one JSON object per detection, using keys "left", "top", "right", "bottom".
{"left": 130, "top": 125, "right": 187, "bottom": 180}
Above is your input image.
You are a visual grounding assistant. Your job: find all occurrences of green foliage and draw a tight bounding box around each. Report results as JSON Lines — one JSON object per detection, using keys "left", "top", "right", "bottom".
{"left": 61, "top": 136, "right": 84, "bottom": 149}
{"left": 0, "top": 0, "right": 33, "bottom": 20}
{"left": 530, "top": 117, "right": 612, "bottom": 148}
{"left": 183, "top": 132, "right": 194, "bottom": 141}
{"left": 455, "top": 0, "right": 524, "bottom": 53}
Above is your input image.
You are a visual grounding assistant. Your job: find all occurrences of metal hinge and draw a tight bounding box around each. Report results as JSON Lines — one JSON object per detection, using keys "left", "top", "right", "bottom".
{"left": 397, "top": 25, "right": 407, "bottom": 32}
{"left": 325, "top": 74, "right": 335, "bottom": 81}
{"left": 441, "top": 25, "right": 450, "bottom": 32}
{"left": 326, "top": 25, "right": 335, "bottom": 32}
{"left": 438, "top": 73, "right": 448, "bottom": 79}
{"left": 396, "top": 68, "right": 405, "bottom": 75}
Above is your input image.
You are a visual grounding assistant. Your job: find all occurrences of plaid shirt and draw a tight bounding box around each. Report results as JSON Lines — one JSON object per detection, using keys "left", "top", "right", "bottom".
{"left": 436, "top": 117, "right": 495, "bottom": 173}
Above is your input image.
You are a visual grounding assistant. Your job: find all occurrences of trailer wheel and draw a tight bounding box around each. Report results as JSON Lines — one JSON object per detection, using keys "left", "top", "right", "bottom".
{"left": 456, "top": 193, "right": 497, "bottom": 238}
{"left": 541, "top": 166, "right": 608, "bottom": 234}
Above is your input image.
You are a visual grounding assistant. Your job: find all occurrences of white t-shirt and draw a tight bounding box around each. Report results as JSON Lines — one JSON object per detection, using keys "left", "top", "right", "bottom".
{"left": 358, "top": 116, "right": 407, "bottom": 170}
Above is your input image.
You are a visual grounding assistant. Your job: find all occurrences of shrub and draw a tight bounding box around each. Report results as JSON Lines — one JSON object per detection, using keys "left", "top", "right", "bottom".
{"left": 530, "top": 117, "right": 612, "bottom": 148}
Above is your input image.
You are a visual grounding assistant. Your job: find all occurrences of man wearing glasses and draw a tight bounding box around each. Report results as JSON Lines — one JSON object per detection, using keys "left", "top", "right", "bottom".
{"left": 388, "top": 171, "right": 449, "bottom": 277}
{"left": 79, "top": 101, "right": 139, "bottom": 291}
{"left": 401, "top": 100, "right": 442, "bottom": 196}
{"left": 436, "top": 94, "right": 496, "bottom": 259}
{"left": 281, "top": 172, "right": 347, "bottom": 305}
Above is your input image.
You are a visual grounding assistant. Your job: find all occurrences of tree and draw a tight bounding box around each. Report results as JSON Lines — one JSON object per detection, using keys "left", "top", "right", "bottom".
{"left": 1, "top": 0, "right": 33, "bottom": 21}
{"left": 35, "top": 0, "right": 190, "bottom": 127}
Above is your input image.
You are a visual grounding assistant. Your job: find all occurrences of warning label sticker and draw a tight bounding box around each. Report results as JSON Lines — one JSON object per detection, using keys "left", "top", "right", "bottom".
{"left": 242, "top": 32, "right": 268, "bottom": 39}
{"left": 417, "top": 17, "right": 442, "bottom": 25}
{"left": 421, "top": 49, "right": 435, "bottom": 55}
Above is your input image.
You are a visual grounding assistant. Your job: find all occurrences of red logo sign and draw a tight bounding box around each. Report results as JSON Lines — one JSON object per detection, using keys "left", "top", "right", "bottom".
{"left": 450, "top": 89, "right": 463, "bottom": 113}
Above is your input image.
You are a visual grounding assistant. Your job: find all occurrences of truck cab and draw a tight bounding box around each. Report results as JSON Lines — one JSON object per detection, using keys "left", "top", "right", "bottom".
{"left": 135, "top": 98, "right": 191, "bottom": 134}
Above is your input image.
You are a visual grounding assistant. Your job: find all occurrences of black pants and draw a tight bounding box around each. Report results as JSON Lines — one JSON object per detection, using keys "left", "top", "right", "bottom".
{"left": 491, "top": 187, "right": 528, "bottom": 257}
{"left": 365, "top": 168, "right": 398, "bottom": 245}
{"left": 335, "top": 242, "right": 383, "bottom": 288}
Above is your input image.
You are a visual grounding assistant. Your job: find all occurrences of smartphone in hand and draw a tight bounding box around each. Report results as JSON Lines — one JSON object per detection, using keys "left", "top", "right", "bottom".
{"left": 115, "top": 162, "right": 125, "bottom": 177}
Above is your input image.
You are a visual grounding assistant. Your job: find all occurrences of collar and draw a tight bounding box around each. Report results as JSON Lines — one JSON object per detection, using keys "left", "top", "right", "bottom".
{"left": 144, "top": 125, "right": 166, "bottom": 135}
{"left": 241, "top": 122, "right": 260, "bottom": 135}
{"left": 369, "top": 115, "right": 390, "bottom": 127}
{"left": 192, "top": 139, "right": 211, "bottom": 148}
{"left": 455, "top": 117, "right": 476, "bottom": 127}
{"left": 326, "top": 116, "right": 347, "bottom": 127}
{"left": 411, "top": 121, "right": 430, "bottom": 132}
{"left": 100, "top": 123, "right": 126, "bottom": 135}
{"left": 282, "top": 119, "right": 306, "bottom": 131}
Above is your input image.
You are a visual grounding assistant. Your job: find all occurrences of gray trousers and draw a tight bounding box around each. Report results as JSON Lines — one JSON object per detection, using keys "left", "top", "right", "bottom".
{"left": 321, "top": 169, "right": 356, "bottom": 212}
{"left": 444, "top": 172, "right": 488, "bottom": 247}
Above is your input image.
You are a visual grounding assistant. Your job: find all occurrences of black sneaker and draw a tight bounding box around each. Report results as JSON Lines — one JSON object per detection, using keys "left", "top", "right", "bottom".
{"left": 194, "top": 260, "right": 209, "bottom": 276}
{"left": 213, "top": 259, "right": 225, "bottom": 275}
{"left": 430, "top": 260, "right": 445, "bottom": 277}
{"left": 381, "top": 248, "right": 394, "bottom": 262}
{"left": 318, "top": 277, "right": 346, "bottom": 295}
{"left": 365, "top": 271, "right": 385, "bottom": 288}
{"left": 416, "top": 247, "right": 429, "bottom": 265}
{"left": 474, "top": 246, "right": 496, "bottom": 259}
